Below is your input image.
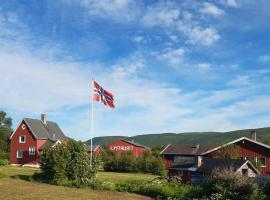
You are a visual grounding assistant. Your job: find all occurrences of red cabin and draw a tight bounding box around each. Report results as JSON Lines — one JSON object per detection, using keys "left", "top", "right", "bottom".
{"left": 160, "top": 133, "right": 270, "bottom": 183}
{"left": 107, "top": 139, "right": 148, "bottom": 156}
{"left": 87, "top": 145, "right": 103, "bottom": 156}
{"left": 10, "top": 114, "right": 69, "bottom": 167}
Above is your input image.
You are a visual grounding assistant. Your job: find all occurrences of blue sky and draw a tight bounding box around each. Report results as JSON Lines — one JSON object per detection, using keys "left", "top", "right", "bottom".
{"left": 1, "top": 0, "right": 270, "bottom": 140}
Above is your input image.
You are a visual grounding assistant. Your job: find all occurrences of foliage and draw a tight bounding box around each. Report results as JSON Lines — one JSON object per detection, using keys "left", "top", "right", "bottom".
{"left": 36, "top": 140, "right": 99, "bottom": 187}
{"left": 0, "top": 111, "right": 12, "bottom": 160}
{"left": 102, "top": 149, "right": 166, "bottom": 175}
{"left": 91, "top": 177, "right": 203, "bottom": 199}
{"left": 262, "top": 181, "right": 270, "bottom": 199}
{"left": 201, "top": 168, "right": 264, "bottom": 200}
{"left": 0, "top": 159, "right": 9, "bottom": 166}
{"left": 213, "top": 144, "right": 240, "bottom": 159}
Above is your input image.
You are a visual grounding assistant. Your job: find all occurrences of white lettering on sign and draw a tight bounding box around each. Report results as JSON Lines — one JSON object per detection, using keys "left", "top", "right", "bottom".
{"left": 110, "top": 146, "right": 134, "bottom": 151}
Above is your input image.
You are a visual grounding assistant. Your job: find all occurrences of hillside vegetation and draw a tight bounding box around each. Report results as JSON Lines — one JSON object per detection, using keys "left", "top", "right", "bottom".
{"left": 86, "top": 127, "right": 270, "bottom": 147}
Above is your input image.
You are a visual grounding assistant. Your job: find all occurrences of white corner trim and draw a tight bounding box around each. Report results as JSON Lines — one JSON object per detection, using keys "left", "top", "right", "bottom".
{"left": 237, "top": 160, "right": 260, "bottom": 175}
{"left": 160, "top": 144, "right": 171, "bottom": 155}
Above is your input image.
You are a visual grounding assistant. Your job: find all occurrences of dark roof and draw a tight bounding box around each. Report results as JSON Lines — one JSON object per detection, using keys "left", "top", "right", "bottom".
{"left": 24, "top": 118, "right": 68, "bottom": 141}
{"left": 161, "top": 144, "right": 218, "bottom": 155}
{"left": 122, "top": 139, "right": 148, "bottom": 148}
{"left": 197, "top": 157, "right": 248, "bottom": 173}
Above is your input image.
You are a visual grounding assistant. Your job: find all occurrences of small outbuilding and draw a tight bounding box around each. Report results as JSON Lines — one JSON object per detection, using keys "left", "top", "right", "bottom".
{"left": 107, "top": 139, "right": 148, "bottom": 156}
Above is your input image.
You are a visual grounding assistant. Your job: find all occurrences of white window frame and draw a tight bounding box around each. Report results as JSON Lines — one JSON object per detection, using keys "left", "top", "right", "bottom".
{"left": 16, "top": 150, "right": 23, "bottom": 158}
{"left": 22, "top": 124, "right": 26, "bottom": 130}
{"left": 259, "top": 157, "right": 266, "bottom": 167}
{"left": 29, "top": 147, "right": 36, "bottom": 155}
{"left": 19, "top": 135, "right": 26, "bottom": 143}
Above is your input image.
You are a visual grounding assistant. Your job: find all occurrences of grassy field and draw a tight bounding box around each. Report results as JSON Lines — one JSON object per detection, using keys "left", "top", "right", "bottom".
{"left": 0, "top": 166, "right": 154, "bottom": 200}
{"left": 97, "top": 171, "right": 158, "bottom": 183}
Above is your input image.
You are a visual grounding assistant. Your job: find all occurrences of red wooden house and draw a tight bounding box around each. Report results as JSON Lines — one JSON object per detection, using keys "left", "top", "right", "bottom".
{"left": 86, "top": 145, "right": 103, "bottom": 156}
{"left": 107, "top": 139, "right": 148, "bottom": 156}
{"left": 160, "top": 132, "right": 268, "bottom": 182}
{"left": 10, "top": 114, "right": 69, "bottom": 167}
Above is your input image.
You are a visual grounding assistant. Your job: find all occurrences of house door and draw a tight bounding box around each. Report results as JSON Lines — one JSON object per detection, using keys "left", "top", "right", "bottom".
{"left": 242, "top": 169, "right": 248, "bottom": 177}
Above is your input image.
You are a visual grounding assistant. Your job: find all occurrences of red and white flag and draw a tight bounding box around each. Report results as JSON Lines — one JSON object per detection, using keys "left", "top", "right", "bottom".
{"left": 93, "top": 81, "right": 115, "bottom": 109}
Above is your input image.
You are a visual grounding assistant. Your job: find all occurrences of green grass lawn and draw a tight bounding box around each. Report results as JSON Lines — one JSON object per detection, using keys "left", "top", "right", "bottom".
{"left": 97, "top": 171, "right": 158, "bottom": 183}
{"left": 0, "top": 166, "right": 153, "bottom": 200}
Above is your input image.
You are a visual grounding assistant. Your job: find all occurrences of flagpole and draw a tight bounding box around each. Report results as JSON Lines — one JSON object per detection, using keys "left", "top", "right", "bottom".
{"left": 90, "top": 79, "right": 94, "bottom": 167}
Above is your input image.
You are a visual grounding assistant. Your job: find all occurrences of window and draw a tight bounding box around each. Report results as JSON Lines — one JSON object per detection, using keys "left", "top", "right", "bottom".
{"left": 247, "top": 157, "right": 256, "bottom": 164}
{"left": 22, "top": 124, "right": 26, "bottom": 130}
{"left": 174, "top": 156, "right": 194, "bottom": 164}
{"left": 16, "top": 150, "right": 23, "bottom": 158}
{"left": 29, "top": 147, "right": 36, "bottom": 155}
{"left": 178, "top": 170, "right": 183, "bottom": 176}
{"left": 258, "top": 157, "right": 266, "bottom": 167}
{"left": 19, "top": 136, "right": 26, "bottom": 143}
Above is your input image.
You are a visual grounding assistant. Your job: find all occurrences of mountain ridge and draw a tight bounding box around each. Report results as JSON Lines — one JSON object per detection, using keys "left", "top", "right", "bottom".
{"left": 85, "top": 127, "right": 270, "bottom": 148}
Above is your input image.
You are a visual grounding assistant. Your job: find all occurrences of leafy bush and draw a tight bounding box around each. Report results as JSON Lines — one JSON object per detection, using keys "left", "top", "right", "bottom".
{"left": 91, "top": 177, "right": 202, "bottom": 199}
{"left": 0, "top": 159, "right": 9, "bottom": 166}
{"left": 201, "top": 168, "right": 264, "bottom": 200}
{"left": 36, "top": 140, "right": 99, "bottom": 187}
{"left": 102, "top": 149, "right": 166, "bottom": 175}
{"left": 262, "top": 181, "right": 270, "bottom": 199}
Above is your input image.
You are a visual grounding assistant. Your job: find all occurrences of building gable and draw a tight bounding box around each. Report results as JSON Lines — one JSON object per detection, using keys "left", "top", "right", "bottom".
{"left": 201, "top": 137, "right": 270, "bottom": 156}
{"left": 10, "top": 120, "right": 37, "bottom": 140}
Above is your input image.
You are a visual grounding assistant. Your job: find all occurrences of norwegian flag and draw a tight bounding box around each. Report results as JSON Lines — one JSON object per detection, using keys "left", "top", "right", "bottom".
{"left": 93, "top": 81, "right": 115, "bottom": 109}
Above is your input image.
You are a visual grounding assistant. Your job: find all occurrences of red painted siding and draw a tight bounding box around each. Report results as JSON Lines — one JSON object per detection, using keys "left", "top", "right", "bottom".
{"left": 87, "top": 146, "right": 102, "bottom": 157}
{"left": 93, "top": 146, "right": 102, "bottom": 156}
{"left": 10, "top": 121, "right": 38, "bottom": 165}
{"left": 164, "top": 155, "right": 174, "bottom": 169}
{"left": 207, "top": 140, "right": 270, "bottom": 175}
{"left": 107, "top": 140, "right": 146, "bottom": 156}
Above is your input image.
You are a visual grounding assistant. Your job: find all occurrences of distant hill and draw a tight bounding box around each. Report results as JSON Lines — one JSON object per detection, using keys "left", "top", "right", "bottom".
{"left": 85, "top": 127, "right": 270, "bottom": 148}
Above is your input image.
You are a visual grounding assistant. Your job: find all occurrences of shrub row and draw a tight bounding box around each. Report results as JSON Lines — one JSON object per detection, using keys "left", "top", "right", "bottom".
{"left": 90, "top": 171, "right": 270, "bottom": 200}
{"left": 90, "top": 178, "right": 203, "bottom": 199}
{"left": 102, "top": 149, "right": 166, "bottom": 175}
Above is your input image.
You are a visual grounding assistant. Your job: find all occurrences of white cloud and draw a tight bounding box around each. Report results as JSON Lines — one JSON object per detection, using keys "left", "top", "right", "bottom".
{"left": 258, "top": 55, "right": 270, "bottom": 62}
{"left": 76, "top": 0, "right": 140, "bottom": 22}
{"left": 187, "top": 26, "right": 220, "bottom": 46}
{"left": 197, "top": 63, "right": 211, "bottom": 71}
{"left": 200, "top": 2, "right": 224, "bottom": 16}
{"left": 132, "top": 36, "right": 144, "bottom": 43}
{"left": 155, "top": 48, "right": 185, "bottom": 65}
{"left": 230, "top": 64, "right": 239, "bottom": 69}
{"left": 169, "top": 35, "right": 178, "bottom": 42}
{"left": 227, "top": 75, "right": 250, "bottom": 86}
{"left": 141, "top": 2, "right": 180, "bottom": 27}
{"left": 0, "top": 51, "right": 91, "bottom": 113}
{"left": 226, "top": 0, "right": 238, "bottom": 8}
{"left": 1, "top": 2, "right": 270, "bottom": 140}
{"left": 111, "top": 54, "right": 145, "bottom": 78}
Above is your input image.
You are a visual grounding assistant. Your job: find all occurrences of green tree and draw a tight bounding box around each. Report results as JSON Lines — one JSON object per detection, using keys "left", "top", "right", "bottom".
{"left": 38, "top": 140, "right": 98, "bottom": 187}
{"left": 0, "top": 111, "right": 12, "bottom": 159}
